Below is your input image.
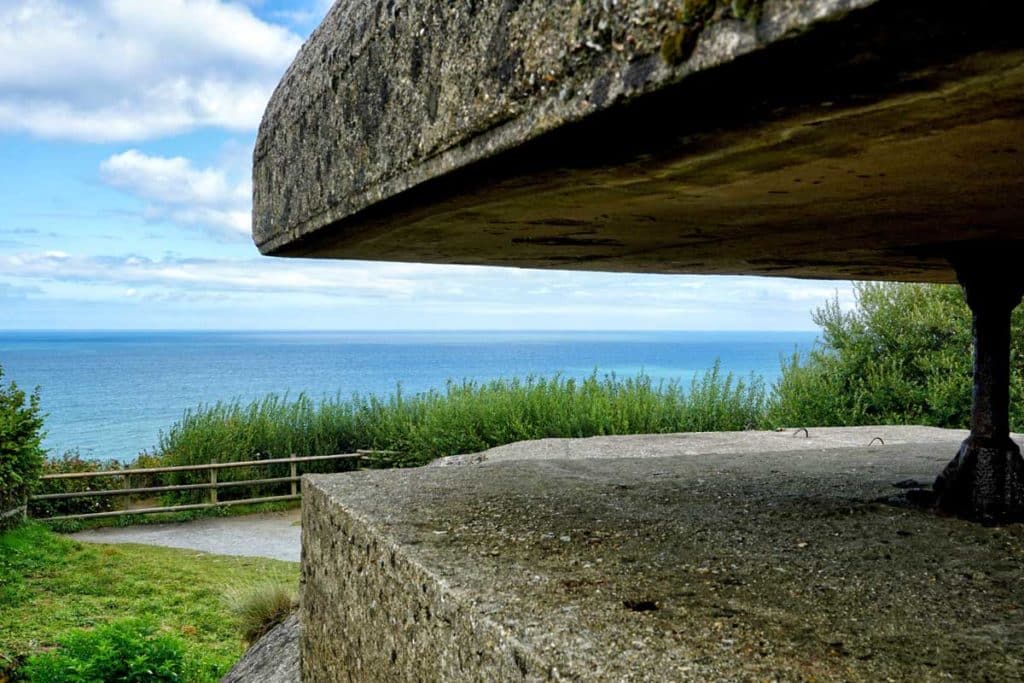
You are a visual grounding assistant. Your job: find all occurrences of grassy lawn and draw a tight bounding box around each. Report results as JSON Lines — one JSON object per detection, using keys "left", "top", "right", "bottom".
{"left": 0, "top": 523, "right": 298, "bottom": 681}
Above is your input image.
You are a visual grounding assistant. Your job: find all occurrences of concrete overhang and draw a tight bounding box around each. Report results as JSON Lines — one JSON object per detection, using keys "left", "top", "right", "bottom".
{"left": 253, "top": 0, "right": 1024, "bottom": 283}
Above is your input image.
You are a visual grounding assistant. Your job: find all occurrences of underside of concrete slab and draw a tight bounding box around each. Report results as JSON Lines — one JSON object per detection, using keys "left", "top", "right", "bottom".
{"left": 254, "top": 0, "right": 1024, "bottom": 282}
{"left": 300, "top": 429, "right": 1024, "bottom": 682}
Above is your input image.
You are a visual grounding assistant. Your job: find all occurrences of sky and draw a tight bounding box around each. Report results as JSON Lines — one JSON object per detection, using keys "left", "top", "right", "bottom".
{"left": 0, "top": 0, "right": 854, "bottom": 331}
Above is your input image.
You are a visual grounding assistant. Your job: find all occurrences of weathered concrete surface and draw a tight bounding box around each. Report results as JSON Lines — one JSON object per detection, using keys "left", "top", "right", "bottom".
{"left": 301, "top": 427, "right": 1024, "bottom": 681}
{"left": 255, "top": 0, "right": 1024, "bottom": 282}
{"left": 221, "top": 612, "right": 300, "bottom": 683}
{"left": 431, "top": 425, "right": 971, "bottom": 467}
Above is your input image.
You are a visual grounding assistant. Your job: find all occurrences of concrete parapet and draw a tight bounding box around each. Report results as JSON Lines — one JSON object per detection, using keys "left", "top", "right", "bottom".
{"left": 299, "top": 428, "right": 1024, "bottom": 681}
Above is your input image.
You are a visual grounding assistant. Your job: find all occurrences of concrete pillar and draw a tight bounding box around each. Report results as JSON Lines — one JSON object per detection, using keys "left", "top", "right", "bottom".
{"left": 935, "top": 250, "right": 1024, "bottom": 523}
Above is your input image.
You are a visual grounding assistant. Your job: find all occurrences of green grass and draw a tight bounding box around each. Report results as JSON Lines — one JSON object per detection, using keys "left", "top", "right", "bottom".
{"left": 0, "top": 523, "right": 298, "bottom": 681}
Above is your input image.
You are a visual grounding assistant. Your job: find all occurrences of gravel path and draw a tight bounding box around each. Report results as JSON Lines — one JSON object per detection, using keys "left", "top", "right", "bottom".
{"left": 69, "top": 509, "right": 301, "bottom": 562}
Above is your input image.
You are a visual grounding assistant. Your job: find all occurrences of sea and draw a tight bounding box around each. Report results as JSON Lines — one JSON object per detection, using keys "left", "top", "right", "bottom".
{"left": 0, "top": 331, "right": 818, "bottom": 462}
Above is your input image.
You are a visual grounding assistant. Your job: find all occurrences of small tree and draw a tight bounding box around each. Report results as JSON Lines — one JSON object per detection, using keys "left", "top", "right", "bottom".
{"left": 768, "top": 282, "right": 1024, "bottom": 430}
{"left": 0, "top": 365, "right": 45, "bottom": 528}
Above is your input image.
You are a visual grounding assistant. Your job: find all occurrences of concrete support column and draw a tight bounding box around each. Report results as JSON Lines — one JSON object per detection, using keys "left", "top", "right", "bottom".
{"left": 935, "top": 252, "right": 1024, "bottom": 523}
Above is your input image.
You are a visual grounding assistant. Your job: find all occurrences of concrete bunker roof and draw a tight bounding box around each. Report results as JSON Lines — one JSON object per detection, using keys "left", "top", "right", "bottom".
{"left": 253, "top": 0, "right": 1024, "bottom": 283}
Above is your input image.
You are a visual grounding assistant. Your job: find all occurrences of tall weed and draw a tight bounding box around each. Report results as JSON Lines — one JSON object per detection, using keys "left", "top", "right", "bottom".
{"left": 153, "top": 367, "right": 766, "bottom": 501}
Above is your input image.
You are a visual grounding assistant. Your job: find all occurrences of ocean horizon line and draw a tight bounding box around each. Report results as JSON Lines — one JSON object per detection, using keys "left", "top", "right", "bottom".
{"left": 0, "top": 328, "right": 819, "bottom": 334}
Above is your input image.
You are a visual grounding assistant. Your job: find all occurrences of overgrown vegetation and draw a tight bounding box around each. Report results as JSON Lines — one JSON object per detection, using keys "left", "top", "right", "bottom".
{"left": 150, "top": 283, "right": 1003, "bottom": 490}
{"left": 19, "top": 619, "right": 196, "bottom": 683}
{"left": 768, "top": 282, "right": 1023, "bottom": 430}
{"left": 0, "top": 522, "right": 298, "bottom": 681}
{"left": 28, "top": 451, "right": 124, "bottom": 519}
{"left": 0, "top": 365, "right": 45, "bottom": 530}
{"left": 152, "top": 364, "right": 766, "bottom": 502}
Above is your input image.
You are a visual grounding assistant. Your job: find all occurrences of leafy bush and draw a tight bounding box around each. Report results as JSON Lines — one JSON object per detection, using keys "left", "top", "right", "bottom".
{"left": 28, "top": 451, "right": 123, "bottom": 520}
{"left": 1, "top": 523, "right": 294, "bottom": 681}
{"left": 0, "top": 365, "right": 45, "bottom": 530}
{"left": 224, "top": 581, "right": 297, "bottom": 644}
{"left": 153, "top": 366, "right": 766, "bottom": 502}
{"left": 19, "top": 619, "right": 194, "bottom": 683}
{"left": 767, "top": 282, "right": 1024, "bottom": 429}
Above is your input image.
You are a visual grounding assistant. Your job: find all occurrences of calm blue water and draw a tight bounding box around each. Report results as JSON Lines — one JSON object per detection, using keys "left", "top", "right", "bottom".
{"left": 0, "top": 331, "right": 817, "bottom": 461}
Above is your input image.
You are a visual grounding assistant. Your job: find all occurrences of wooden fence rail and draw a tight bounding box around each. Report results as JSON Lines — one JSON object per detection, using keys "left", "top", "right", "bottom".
{"left": 1, "top": 501, "right": 27, "bottom": 526}
{"left": 29, "top": 451, "right": 388, "bottom": 522}
{"left": 40, "top": 452, "right": 370, "bottom": 479}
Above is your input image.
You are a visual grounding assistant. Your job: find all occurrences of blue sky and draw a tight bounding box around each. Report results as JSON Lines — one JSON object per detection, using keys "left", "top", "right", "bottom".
{"left": 0, "top": 0, "right": 853, "bottom": 331}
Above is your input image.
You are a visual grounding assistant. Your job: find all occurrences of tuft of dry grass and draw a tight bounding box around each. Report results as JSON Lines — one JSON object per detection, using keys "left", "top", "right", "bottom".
{"left": 223, "top": 581, "right": 298, "bottom": 644}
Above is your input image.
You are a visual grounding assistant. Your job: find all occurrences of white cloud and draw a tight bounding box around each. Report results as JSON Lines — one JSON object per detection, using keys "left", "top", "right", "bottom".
{"left": 0, "top": 0, "right": 304, "bottom": 141}
{"left": 170, "top": 208, "right": 252, "bottom": 235}
{"left": 101, "top": 150, "right": 247, "bottom": 205}
{"left": 0, "top": 252, "right": 485, "bottom": 300}
{"left": 0, "top": 250, "right": 851, "bottom": 330}
{"left": 100, "top": 149, "right": 251, "bottom": 236}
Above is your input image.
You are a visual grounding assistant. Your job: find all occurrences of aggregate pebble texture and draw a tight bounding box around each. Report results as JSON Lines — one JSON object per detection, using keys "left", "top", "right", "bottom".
{"left": 300, "top": 428, "right": 1024, "bottom": 681}
{"left": 254, "top": 0, "right": 1024, "bottom": 282}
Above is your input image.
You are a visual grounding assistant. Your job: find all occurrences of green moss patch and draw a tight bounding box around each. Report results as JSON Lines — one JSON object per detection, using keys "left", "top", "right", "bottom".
{"left": 661, "top": 0, "right": 766, "bottom": 66}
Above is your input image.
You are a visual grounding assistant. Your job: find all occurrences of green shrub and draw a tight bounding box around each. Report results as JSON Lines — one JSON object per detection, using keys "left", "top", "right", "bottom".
{"left": 767, "top": 282, "right": 1024, "bottom": 429}
{"left": 224, "top": 581, "right": 297, "bottom": 644}
{"left": 19, "top": 619, "right": 195, "bottom": 683}
{"left": 28, "top": 451, "right": 123, "bottom": 520}
{"left": 0, "top": 365, "right": 45, "bottom": 530}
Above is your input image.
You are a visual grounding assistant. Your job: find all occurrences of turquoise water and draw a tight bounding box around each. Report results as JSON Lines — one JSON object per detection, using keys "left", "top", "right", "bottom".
{"left": 0, "top": 331, "right": 817, "bottom": 461}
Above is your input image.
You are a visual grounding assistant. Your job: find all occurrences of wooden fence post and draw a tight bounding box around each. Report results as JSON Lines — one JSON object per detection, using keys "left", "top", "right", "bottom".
{"left": 30, "top": 452, "right": 363, "bottom": 521}
{"left": 290, "top": 453, "right": 298, "bottom": 496}
{"left": 210, "top": 461, "right": 218, "bottom": 504}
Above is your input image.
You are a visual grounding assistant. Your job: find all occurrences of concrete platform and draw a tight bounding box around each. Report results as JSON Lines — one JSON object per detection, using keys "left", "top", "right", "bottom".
{"left": 300, "top": 427, "right": 1024, "bottom": 681}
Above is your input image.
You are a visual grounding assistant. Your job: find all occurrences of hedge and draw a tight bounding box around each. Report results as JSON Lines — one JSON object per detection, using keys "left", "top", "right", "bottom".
{"left": 0, "top": 366, "right": 45, "bottom": 530}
